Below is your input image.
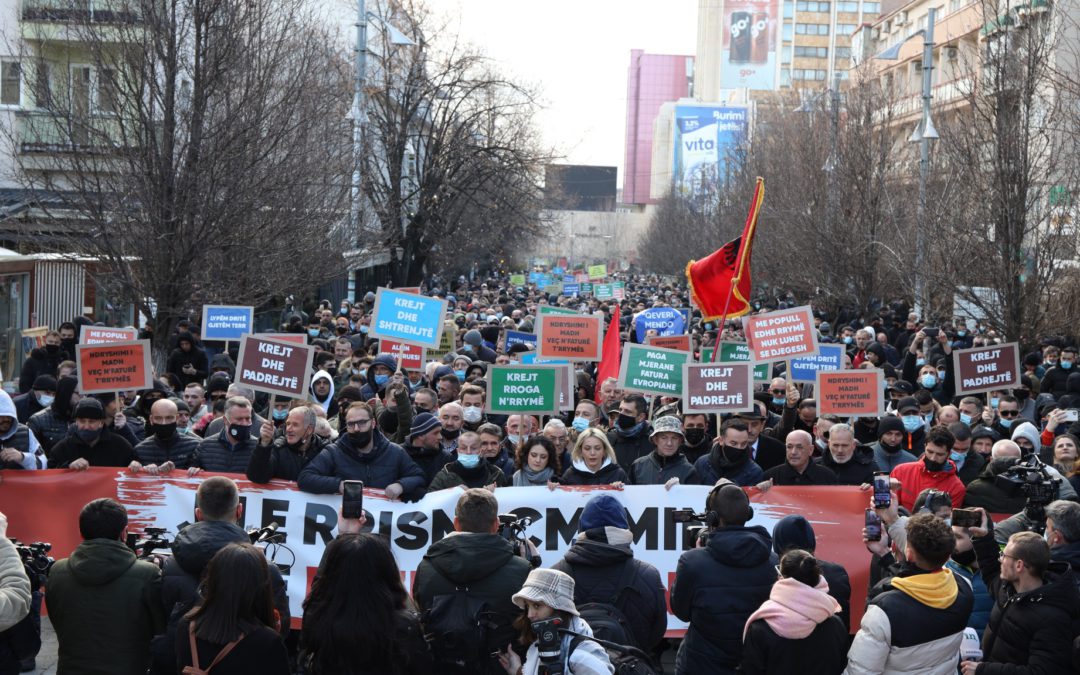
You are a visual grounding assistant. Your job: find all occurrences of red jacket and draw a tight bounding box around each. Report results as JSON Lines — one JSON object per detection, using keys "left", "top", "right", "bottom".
{"left": 890, "top": 459, "right": 966, "bottom": 511}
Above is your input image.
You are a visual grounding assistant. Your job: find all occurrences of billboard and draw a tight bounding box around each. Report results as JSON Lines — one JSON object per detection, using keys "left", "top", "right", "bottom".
{"left": 721, "top": 0, "right": 779, "bottom": 89}
{"left": 672, "top": 104, "right": 750, "bottom": 194}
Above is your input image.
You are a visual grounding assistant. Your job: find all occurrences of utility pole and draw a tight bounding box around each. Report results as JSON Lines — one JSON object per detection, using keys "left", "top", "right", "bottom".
{"left": 825, "top": 71, "right": 840, "bottom": 234}
{"left": 351, "top": 0, "right": 368, "bottom": 240}
{"left": 913, "top": 7, "right": 937, "bottom": 320}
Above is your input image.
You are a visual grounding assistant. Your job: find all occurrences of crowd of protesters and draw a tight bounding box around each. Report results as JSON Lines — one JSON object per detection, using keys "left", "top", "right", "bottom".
{"left": 1, "top": 271, "right": 1080, "bottom": 674}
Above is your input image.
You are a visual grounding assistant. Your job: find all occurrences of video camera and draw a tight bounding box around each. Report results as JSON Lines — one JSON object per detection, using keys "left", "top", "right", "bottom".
{"left": 126, "top": 527, "right": 174, "bottom": 560}
{"left": 994, "top": 455, "right": 1061, "bottom": 532}
{"left": 671, "top": 508, "right": 711, "bottom": 549}
{"left": 498, "top": 514, "right": 540, "bottom": 568}
{"left": 246, "top": 522, "right": 294, "bottom": 575}
{"left": 10, "top": 540, "right": 53, "bottom": 586}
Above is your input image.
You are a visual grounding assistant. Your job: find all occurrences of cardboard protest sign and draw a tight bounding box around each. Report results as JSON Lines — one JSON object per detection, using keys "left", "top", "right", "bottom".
{"left": 618, "top": 344, "right": 691, "bottom": 397}
{"left": 953, "top": 342, "right": 1021, "bottom": 395}
{"left": 743, "top": 305, "right": 818, "bottom": 362}
{"left": 504, "top": 330, "right": 537, "bottom": 351}
{"left": 252, "top": 332, "right": 306, "bottom": 345}
{"left": 79, "top": 325, "right": 138, "bottom": 345}
{"left": 510, "top": 274, "right": 526, "bottom": 286}
{"left": 588, "top": 264, "right": 607, "bottom": 280}
{"left": 788, "top": 344, "right": 845, "bottom": 382}
{"left": 563, "top": 283, "right": 581, "bottom": 296}
{"left": 538, "top": 305, "right": 579, "bottom": 317}
{"left": 544, "top": 284, "right": 564, "bottom": 296}
{"left": 635, "top": 307, "right": 687, "bottom": 342}
{"left": 369, "top": 287, "right": 447, "bottom": 349}
{"left": 537, "top": 314, "right": 603, "bottom": 362}
{"left": 519, "top": 353, "right": 568, "bottom": 365}
{"left": 428, "top": 321, "right": 457, "bottom": 362}
{"left": 395, "top": 287, "right": 421, "bottom": 294}
{"left": 711, "top": 342, "right": 771, "bottom": 382}
{"left": 378, "top": 339, "right": 425, "bottom": 372}
{"left": 594, "top": 284, "right": 613, "bottom": 299}
{"left": 816, "top": 370, "right": 884, "bottom": 418}
{"left": 77, "top": 341, "right": 153, "bottom": 394}
{"left": 201, "top": 305, "right": 254, "bottom": 341}
{"left": 235, "top": 334, "right": 314, "bottom": 399}
{"left": 612, "top": 281, "right": 625, "bottom": 300}
{"left": 683, "top": 363, "right": 755, "bottom": 413}
{"left": 648, "top": 334, "right": 691, "bottom": 352}
{"left": 580, "top": 282, "right": 593, "bottom": 294}
{"left": 486, "top": 364, "right": 560, "bottom": 415}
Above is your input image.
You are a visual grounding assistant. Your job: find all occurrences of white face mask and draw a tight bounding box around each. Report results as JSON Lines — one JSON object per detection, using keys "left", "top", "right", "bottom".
{"left": 462, "top": 406, "right": 482, "bottom": 424}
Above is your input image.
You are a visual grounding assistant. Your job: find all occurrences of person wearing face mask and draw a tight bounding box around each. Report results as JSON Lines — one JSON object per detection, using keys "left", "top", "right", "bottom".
{"left": 371, "top": 378, "right": 414, "bottom": 445}
{"left": 902, "top": 329, "right": 955, "bottom": 405}
{"left": 679, "top": 413, "right": 713, "bottom": 464}
{"left": 894, "top": 396, "right": 929, "bottom": 456}
{"left": 1012, "top": 376, "right": 1037, "bottom": 421}
{"left": 692, "top": 420, "right": 766, "bottom": 487}
{"left": 458, "top": 384, "right": 488, "bottom": 432}
{"left": 870, "top": 415, "right": 918, "bottom": 472}
{"left": 28, "top": 375, "right": 80, "bottom": 456}
{"left": 51, "top": 398, "right": 134, "bottom": 470}
{"left": 889, "top": 426, "right": 967, "bottom": 512}
{"left": 606, "top": 394, "right": 653, "bottom": 472}
{"left": 0, "top": 390, "right": 47, "bottom": 469}
{"left": 947, "top": 422, "right": 986, "bottom": 485}
{"left": 129, "top": 398, "right": 200, "bottom": 474}
{"left": 357, "top": 354, "right": 397, "bottom": 402}
{"left": 1041, "top": 345, "right": 1077, "bottom": 400}
{"left": 188, "top": 397, "right": 259, "bottom": 474}
{"left": 428, "top": 430, "right": 507, "bottom": 491}
{"left": 17, "top": 330, "right": 67, "bottom": 395}
{"left": 12, "top": 374, "right": 56, "bottom": 423}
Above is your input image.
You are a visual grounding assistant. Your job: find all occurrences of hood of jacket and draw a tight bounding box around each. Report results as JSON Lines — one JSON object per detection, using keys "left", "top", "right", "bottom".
{"left": 1052, "top": 541, "right": 1080, "bottom": 573}
{"left": 1007, "top": 562, "right": 1080, "bottom": 614}
{"left": 176, "top": 331, "right": 198, "bottom": 350}
{"left": 172, "top": 520, "right": 248, "bottom": 577}
{"left": 1068, "top": 371, "right": 1080, "bottom": 394}
{"left": 209, "top": 352, "right": 235, "bottom": 372}
{"left": 424, "top": 532, "right": 518, "bottom": 584}
{"left": 563, "top": 536, "right": 632, "bottom": 568}
{"left": 1010, "top": 421, "right": 1041, "bottom": 451}
{"left": 52, "top": 376, "right": 79, "bottom": 420}
{"left": 68, "top": 538, "right": 138, "bottom": 586}
{"left": 364, "top": 355, "right": 398, "bottom": 393}
{"left": 310, "top": 369, "right": 335, "bottom": 410}
{"left": 0, "top": 391, "right": 16, "bottom": 441}
{"left": 706, "top": 525, "right": 774, "bottom": 568}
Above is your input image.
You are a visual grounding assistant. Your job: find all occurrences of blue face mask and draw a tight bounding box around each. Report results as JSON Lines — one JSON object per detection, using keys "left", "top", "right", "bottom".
{"left": 308, "top": 329, "right": 320, "bottom": 338}
{"left": 950, "top": 450, "right": 966, "bottom": 469}
{"left": 902, "top": 415, "right": 923, "bottom": 433}
{"left": 454, "top": 370, "right": 467, "bottom": 382}
{"left": 359, "top": 325, "right": 369, "bottom": 334}
{"left": 457, "top": 453, "right": 481, "bottom": 468}
{"left": 772, "top": 396, "right": 785, "bottom": 407}
{"left": 374, "top": 374, "right": 389, "bottom": 387}
{"left": 990, "top": 397, "right": 1000, "bottom": 409}
{"left": 572, "top": 416, "right": 590, "bottom": 432}
{"left": 999, "top": 417, "right": 1014, "bottom": 429}
{"left": 916, "top": 358, "right": 926, "bottom": 367}
{"left": 920, "top": 374, "right": 938, "bottom": 389}
{"left": 506, "top": 434, "right": 521, "bottom": 446}
{"left": 957, "top": 331, "right": 966, "bottom": 337}
{"left": 271, "top": 408, "right": 288, "bottom": 421}
{"left": 843, "top": 336, "right": 853, "bottom": 345}
{"left": 1062, "top": 360, "right": 1074, "bottom": 369}
{"left": 960, "top": 412, "right": 973, "bottom": 425}
{"left": 76, "top": 427, "right": 102, "bottom": 444}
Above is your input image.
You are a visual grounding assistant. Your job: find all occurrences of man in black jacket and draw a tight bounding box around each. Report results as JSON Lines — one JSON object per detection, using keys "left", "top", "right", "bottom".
{"left": 552, "top": 494, "right": 667, "bottom": 661}
{"left": 608, "top": 394, "right": 653, "bottom": 471}
{"left": 962, "top": 514, "right": 1079, "bottom": 674}
{"left": 189, "top": 396, "right": 257, "bottom": 474}
{"left": 671, "top": 482, "right": 777, "bottom": 675}
{"left": 818, "top": 422, "right": 876, "bottom": 485}
{"left": 130, "top": 399, "right": 200, "bottom": 473}
{"left": 246, "top": 405, "right": 328, "bottom": 483}
{"left": 400, "top": 412, "right": 452, "bottom": 491}
{"left": 51, "top": 398, "right": 135, "bottom": 469}
{"left": 28, "top": 375, "right": 79, "bottom": 456}
{"left": 764, "top": 430, "right": 838, "bottom": 486}
{"left": 414, "top": 488, "right": 531, "bottom": 674}
{"left": 149, "top": 477, "right": 290, "bottom": 675}
{"left": 736, "top": 406, "right": 786, "bottom": 471}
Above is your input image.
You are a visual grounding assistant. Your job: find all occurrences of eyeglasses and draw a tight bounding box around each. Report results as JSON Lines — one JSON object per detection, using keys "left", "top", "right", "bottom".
{"left": 999, "top": 410, "right": 1020, "bottom": 418}
{"left": 999, "top": 551, "right": 1017, "bottom": 562}
{"left": 769, "top": 389, "right": 786, "bottom": 396}
{"left": 345, "top": 419, "right": 372, "bottom": 430}
{"left": 209, "top": 394, "right": 227, "bottom": 401}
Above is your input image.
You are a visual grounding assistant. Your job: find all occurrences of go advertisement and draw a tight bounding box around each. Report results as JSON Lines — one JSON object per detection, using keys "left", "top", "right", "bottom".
{"left": 721, "top": 0, "right": 779, "bottom": 89}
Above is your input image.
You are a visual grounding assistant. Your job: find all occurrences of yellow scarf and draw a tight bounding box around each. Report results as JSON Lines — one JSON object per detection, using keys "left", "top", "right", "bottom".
{"left": 890, "top": 568, "right": 959, "bottom": 609}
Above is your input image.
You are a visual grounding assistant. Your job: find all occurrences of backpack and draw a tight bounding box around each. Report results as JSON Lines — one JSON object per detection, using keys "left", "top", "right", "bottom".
{"left": 422, "top": 586, "right": 499, "bottom": 669}
{"left": 181, "top": 622, "right": 244, "bottom": 675}
{"left": 569, "top": 560, "right": 639, "bottom": 648}
{"left": 567, "top": 632, "right": 660, "bottom": 675}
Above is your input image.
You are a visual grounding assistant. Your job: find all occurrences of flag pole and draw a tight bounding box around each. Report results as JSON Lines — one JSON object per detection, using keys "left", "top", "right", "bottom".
{"left": 707, "top": 177, "right": 763, "bottom": 363}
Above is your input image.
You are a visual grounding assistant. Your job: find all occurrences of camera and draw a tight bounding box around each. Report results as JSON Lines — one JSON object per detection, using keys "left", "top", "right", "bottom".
{"left": 994, "top": 455, "right": 1061, "bottom": 531}
{"left": 126, "top": 528, "right": 174, "bottom": 560}
{"left": 533, "top": 617, "right": 567, "bottom": 675}
{"left": 498, "top": 514, "right": 540, "bottom": 568}
{"left": 10, "top": 540, "right": 53, "bottom": 585}
{"left": 672, "top": 508, "right": 711, "bottom": 549}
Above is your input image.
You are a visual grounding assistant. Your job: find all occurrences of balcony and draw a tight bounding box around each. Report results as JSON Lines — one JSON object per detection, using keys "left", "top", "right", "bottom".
{"left": 16, "top": 110, "right": 132, "bottom": 155}
{"left": 21, "top": 0, "right": 139, "bottom": 24}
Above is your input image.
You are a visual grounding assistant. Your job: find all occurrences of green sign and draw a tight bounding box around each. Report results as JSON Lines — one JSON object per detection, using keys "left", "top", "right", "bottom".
{"left": 618, "top": 344, "right": 691, "bottom": 396}
{"left": 543, "top": 284, "right": 563, "bottom": 295}
{"left": 538, "top": 305, "right": 579, "bottom": 316}
{"left": 580, "top": 283, "right": 593, "bottom": 295}
{"left": 715, "top": 341, "right": 771, "bottom": 382}
{"left": 588, "top": 264, "right": 607, "bottom": 280}
{"left": 612, "top": 281, "right": 625, "bottom": 299}
{"left": 509, "top": 274, "right": 526, "bottom": 286}
{"left": 487, "top": 365, "right": 560, "bottom": 414}
{"left": 595, "top": 284, "right": 613, "bottom": 299}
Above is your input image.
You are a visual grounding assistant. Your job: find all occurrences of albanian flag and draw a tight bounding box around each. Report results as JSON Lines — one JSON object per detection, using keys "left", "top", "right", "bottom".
{"left": 685, "top": 177, "right": 764, "bottom": 321}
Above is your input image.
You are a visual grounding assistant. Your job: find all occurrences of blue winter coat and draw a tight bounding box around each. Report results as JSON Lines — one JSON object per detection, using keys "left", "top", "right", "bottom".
{"left": 297, "top": 428, "right": 425, "bottom": 495}
{"left": 945, "top": 559, "right": 992, "bottom": 638}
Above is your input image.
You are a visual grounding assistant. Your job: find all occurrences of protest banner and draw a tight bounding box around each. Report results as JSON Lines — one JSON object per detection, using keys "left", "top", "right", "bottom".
{"left": 634, "top": 307, "right": 687, "bottom": 342}
{"left": 788, "top": 344, "right": 845, "bottom": 382}
{"left": 712, "top": 342, "right": 771, "bottom": 382}
{"left": 20, "top": 327, "right": 48, "bottom": 356}
{"left": 79, "top": 325, "right": 138, "bottom": 345}
{"left": 743, "top": 305, "right": 818, "bottom": 362}
{"left": 594, "top": 284, "right": 613, "bottom": 299}
{"left": 519, "top": 353, "right": 568, "bottom": 365}
{"left": 252, "top": 332, "right": 307, "bottom": 345}
{"left": 537, "top": 305, "right": 579, "bottom": 317}
{"left": 428, "top": 321, "right": 457, "bottom": 362}
{"left": 537, "top": 314, "right": 603, "bottom": 362}
{"left": 235, "top": 334, "right": 314, "bottom": 399}
{"left": 509, "top": 274, "right": 526, "bottom": 286}
{"left": 201, "top": 305, "right": 254, "bottom": 341}
{"left": 952, "top": 342, "right": 1021, "bottom": 395}
{"left": 378, "top": 339, "right": 426, "bottom": 372}
{"left": 618, "top": 344, "right": 691, "bottom": 397}
{"left": 0, "top": 469, "right": 873, "bottom": 634}
{"left": 816, "top": 370, "right": 885, "bottom": 417}
{"left": 504, "top": 330, "right": 537, "bottom": 351}
{"left": 647, "top": 334, "right": 691, "bottom": 352}
{"left": 486, "top": 364, "right": 561, "bottom": 415}
{"left": 612, "top": 281, "right": 625, "bottom": 300}
{"left": 683, "top": 363, "right": 755, "bottom": 413}
{"left": 588, "top": 263, "right": 607, "bottom": 280}
{"left": 77, "top": 340, "right": 152, "bottom": 394}
{"left": 396, "top": 287, "right": 421, "bottom": 294}
{"left": 369, "top": 287, "right": 448, "bottom": 349}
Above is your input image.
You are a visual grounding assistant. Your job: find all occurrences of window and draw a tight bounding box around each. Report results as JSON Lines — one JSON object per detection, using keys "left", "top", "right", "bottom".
{"left": 835, "top": 46, "right": 852, "bottom": 59}
{"left": 794, "top": 46, "right": 829, "bottom": 57}
{"left": 783, "top": 23, "right": 794, "bottom": 40}
{"left": 948, "top": 0, "right": 961, "bottom": 12}
{"left": 794, "top": 68, "right": 828, "bottom": 80}
{"left": 796, "top": 0, "right": 830, "bottom": 10}
{"left": 784, "top": 0, "right": 794, "bottom": 18}
{"left": 96, "top": 68, "right": 116, "bottom": 114}
{"left": 70, "top": 65, "right": 116, "bottom": 115}
{"left": 836, "top": 1, "right": 860, "bottom": 11}
{"left": 781, "top": 70, "right": 793, "bottom": 87}
{"left": 32, "top": 61, "right": 51, "bottom": 109}
{"left": 1, "top": 61, "right": 20, "bottom": 106}
{"left": 796, "top": 23, "right": 830, "bottom": 34}
{"left": 837, "top": 23, "right": 858, "bottom": 34}
{"left": 864, "top": 1, "right": 882, "bottom": 12}
{"left": 782, "top": 45, "right": 793, "bottom": 63}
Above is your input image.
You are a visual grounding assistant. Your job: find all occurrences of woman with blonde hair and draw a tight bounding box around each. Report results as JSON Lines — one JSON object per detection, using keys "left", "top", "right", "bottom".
{"left": 560, "top": 428, "right": 626, "bottom": 487}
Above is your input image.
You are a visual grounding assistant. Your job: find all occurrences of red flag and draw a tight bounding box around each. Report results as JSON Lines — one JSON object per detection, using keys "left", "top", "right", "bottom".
{"left": 685, "top": 177, "right": 764, "bottom": 321}
{"left": 594, "top": 304, "right": 622, "bottom": 403}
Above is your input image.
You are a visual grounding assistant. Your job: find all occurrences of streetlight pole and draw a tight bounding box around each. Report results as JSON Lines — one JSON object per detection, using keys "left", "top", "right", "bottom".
{"left": 825, "top": 71, "right": 841, "bottom": 236}
{"left": 912, "top": 7, "right": 938, "bottom": 320}
{"left": 351, "top": 0, "right": 368, "bottom": 240}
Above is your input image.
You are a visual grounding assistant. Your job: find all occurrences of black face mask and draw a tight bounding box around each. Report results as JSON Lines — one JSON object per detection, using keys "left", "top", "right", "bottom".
{"left": 441, "top": 427, "right": 461, "bottom": 440}
{"left": 228, "top": 423, "right": 251, "bottom": 443}
{"left": 923, "top": 457, "right": 946, "bottom": 472}
{"left": 952, "top": 548, "right": 976, "bottom": 567}
{"left": 1014, "top": 390, "right": 1030, "bottom": 401}
{"left": 45, "top": 343, "right": 60, "bottom": 355}
{"left": 616, "top": 413, "right": 638, "bottom": 430}
{"left": 150, "top": 422, "right": 177, "bottom": 440}
{"left": 348, "top": 430, "right": 373, "bottom": 448}
{"left": 721, "top": 444, "right": 748, "bottom": 465}
{"left": 378, "top": 409, "right": 398, "bottom": 434}
{"left": 685, "top": 428, "right": 706, "bottom": 445}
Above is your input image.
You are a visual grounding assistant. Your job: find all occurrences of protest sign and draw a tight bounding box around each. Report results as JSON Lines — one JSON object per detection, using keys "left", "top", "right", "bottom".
{"left": 395, "top": 287, "right": 421, "bottom": 295}
{"left": 594, "top": 284, "right": 613, "bottom": 299}
{"left": 504, "top": 330, "right": 537, "bottom": 351}
{"left": 487, "top": 364, "right": 560, "bottom": 414}
{"left": 588, "top": 263, "right": 607, "bottom": 280}
{"left": 252, "top": 332, "right": 306, "bottom": 345}
{"left": 77, "top": 340, "right": 152, "bottom": 394}
{"left": 428, "top": 321, "right": 457, "bottom": 362}
{"left": 788, "top": 344, "right": 845, "bottom": 382}
{"left": 0, "top": 469, "right": 873, "bottom": 634}
{"left": 683, "top": 363, "right": 755, "bottom": 413}
{"left": 235, "top": 334, "right": 314, "bottom": 399}
{"left": 552, "top": 266, "right": 565, "bottom": 276}
{"left": 634, "top": 307, "right": 687, "bottom": 342}
{"left": 713, "top": 342, "right": 771, "bottom": 382}
{"left": 618, "top": 344, "right": 691, "bottom": 397}
{"left": 563, "top": 283, "right": 580, "bottom": 296}
{"left": 743, "top": 305, "right": 818, "bottom": 362}
{"left": 580, "top": 282, "right": 593, "bottom": 295}
{"left": 612, "top": 281, "right": 625, "bottom": 300}
{"left": 79, "top": 325, "right": 138, "bottom": 345}
{"left": 562, "top": 276, "right": 575, "bottom": 284}
{"left": 201, "top": 305, "right": 254, "bottom": 341}
{"left": 575, "top": 272, "right": 589, "bottom": 283}
{"left": 510, "top": 274, "right": 526, "bottom": 286}
{"left": 647, "top": 334, "right": 691, "bottom": 352}
{"left": 816, "top": 370, "right": 884, "bottom": 418}
{"left": 543, "top": 284, "right": 564, "bottom": 296}
{"left": 369, "top": 287, "right": 447, "bottom": 349}
{"left": 538, "top": 305, "right": 580, "bottom": 317}
{"left": 519, "top": 353, "right": 568, "bottom": 365}
{"left": 378, "top": 339, "right": 426, "bottom": 372}
{"left": 952, "top": 342, "right": 1021, "bottom": 395}
{"left": 537, "top": 314, "right": 603, "bottom": 362}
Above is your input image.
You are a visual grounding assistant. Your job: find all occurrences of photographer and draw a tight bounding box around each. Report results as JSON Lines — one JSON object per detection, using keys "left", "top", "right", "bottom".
{"left": 0, "top": 512, "right": 31, "bottom": 675}
{"left": 499, "top": 568, "right": 613, "bottom": 675}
